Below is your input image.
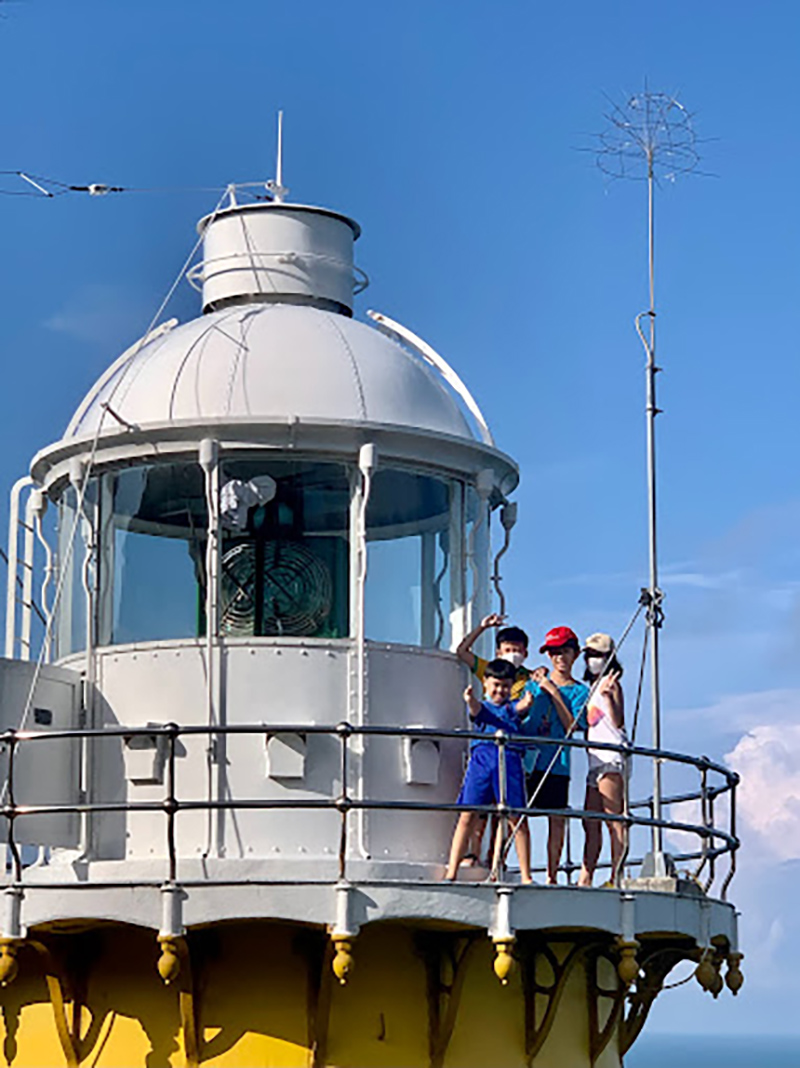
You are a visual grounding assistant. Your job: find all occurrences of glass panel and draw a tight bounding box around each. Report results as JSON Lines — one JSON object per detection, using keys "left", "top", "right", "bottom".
{"left": 465, "top": 485, "right": 491, "bottom": 636}
{"left": 218, "top": 459, "right": 350, "bottom": 638}
{"left": 365, "top": 470, "right": 452, "bottom": 649}
{"left": 55, "top": 482, "right": 96, "bottom": 658}
{"left": 97, "top": 464, "right": 207, "bottom": 645}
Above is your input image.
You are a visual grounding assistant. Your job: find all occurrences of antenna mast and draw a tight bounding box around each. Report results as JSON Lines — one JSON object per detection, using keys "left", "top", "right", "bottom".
{"left": 596, "top": 88, "right": 700, "bottom": 876}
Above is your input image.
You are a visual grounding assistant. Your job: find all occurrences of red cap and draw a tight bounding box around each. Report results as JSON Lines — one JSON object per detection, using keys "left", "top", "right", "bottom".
{"left": 539, "top": 626, "right": 579, "bottom": 654}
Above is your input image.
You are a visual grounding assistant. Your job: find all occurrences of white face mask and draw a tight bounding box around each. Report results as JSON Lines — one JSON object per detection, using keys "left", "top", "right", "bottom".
{"left": 500, "top": 651, "right": 525, "bottom": 669}
{"left": 586, "top": 655, "right": 606, "bottom": 677}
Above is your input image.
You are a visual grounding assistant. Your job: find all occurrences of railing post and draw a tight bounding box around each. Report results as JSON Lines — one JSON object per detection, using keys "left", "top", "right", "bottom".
{"left": 164, "top": 724, "right": 179, "bottom": 884}
{"left": 704, "top": 793, "right": 717, "bottom": 894}
{"left": 721, "top": 775, "right": 738, "bottom": 901}
{"left": 694, "top": 764, "right": 710, "bottom": 882}
{"left": 4, "top": 732, "right": 21, "bottom": 885}
{"left": 491, "top": 731, "right": 507, "bottom": 879}
{"left": 337, "top": 722, "right": 352, "bottom": 881}
{"left": 617, "top": 744, "right": 632, "bottom": 887}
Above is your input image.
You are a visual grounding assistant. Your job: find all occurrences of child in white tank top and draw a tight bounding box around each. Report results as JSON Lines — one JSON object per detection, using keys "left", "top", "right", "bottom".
{"left": 577, "top": 634, "right": 628, "bottom": 887}
{"left": 586, "top": 688, "right": 629, "bottom": 785}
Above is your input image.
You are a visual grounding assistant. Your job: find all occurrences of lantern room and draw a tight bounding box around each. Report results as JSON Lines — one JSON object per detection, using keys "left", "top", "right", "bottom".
{"left": 4, "top": 191, "right": 518, "bottom": 880}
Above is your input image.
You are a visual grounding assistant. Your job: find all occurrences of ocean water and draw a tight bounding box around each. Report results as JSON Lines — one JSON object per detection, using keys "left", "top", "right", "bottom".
{"left": 626, "top": 1033, "right": 799, "bottom": 1067}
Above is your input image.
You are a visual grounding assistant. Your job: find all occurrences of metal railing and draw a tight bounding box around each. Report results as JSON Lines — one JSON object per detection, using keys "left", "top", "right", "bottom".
{"left": 0, "top": 723, "right": 739, "bottom": 899}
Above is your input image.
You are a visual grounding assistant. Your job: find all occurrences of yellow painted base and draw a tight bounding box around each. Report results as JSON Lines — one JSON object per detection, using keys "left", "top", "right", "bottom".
{"left": 0, "top": 920, "right": 690, "bottom": 1067}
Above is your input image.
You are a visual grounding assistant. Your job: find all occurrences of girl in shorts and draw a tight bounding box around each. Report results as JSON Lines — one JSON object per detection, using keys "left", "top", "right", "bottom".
{"left": 577, "top": 633, "right": 628, "bottom": 887}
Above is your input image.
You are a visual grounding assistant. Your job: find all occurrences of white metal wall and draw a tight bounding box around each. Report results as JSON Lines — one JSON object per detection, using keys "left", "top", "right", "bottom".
{"left": 87, "top": 639, "right": 466, "bottom": 870}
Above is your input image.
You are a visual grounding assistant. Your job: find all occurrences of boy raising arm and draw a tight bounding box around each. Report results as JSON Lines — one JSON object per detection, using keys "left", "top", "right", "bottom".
{"left": 456, "top": 614, "right": 532, "bottom": 699}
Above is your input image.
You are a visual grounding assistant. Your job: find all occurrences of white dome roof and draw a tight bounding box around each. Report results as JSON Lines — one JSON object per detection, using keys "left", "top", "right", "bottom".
{"left": 66, "top": 304, "right": 475, "bottom": 442}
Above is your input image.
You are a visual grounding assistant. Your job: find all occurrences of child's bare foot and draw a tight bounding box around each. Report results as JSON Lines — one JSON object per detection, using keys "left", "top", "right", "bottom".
{"left": 520, "top": 875, "right": 533, "bottom": 885}
{"left": 443, "top": 868, "right": 458, "bottom": 882}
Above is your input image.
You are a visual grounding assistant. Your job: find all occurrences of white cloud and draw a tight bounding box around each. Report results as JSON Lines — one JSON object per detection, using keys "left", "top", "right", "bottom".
{"left": 726, "top": 723, "right": 800, "bottom": 862}
{"left": 45, "top": 283, "right": 147, "bottom": 346}
{"left": 661, "top": 566, "right": 744, "bottom": 590}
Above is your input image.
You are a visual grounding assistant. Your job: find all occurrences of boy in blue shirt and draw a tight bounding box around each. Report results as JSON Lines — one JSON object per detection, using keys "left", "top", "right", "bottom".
{"left": 521, "top": 626, "right": 589, "bottom": 884}
{"left": 444, "top": 659, "right": 533, "bottom": 883}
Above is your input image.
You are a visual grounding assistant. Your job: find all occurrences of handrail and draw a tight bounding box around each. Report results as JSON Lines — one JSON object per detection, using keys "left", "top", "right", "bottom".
{"left": 0, "top": 721, "right": 739, "bottom": 899}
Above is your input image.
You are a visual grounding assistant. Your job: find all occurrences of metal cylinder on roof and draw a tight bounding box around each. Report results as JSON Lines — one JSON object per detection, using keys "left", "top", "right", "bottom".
{"left": 196, "top": 202, "right": 361, "bottom": 315}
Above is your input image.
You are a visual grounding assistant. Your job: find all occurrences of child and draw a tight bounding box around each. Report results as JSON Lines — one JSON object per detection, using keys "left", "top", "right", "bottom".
{"left": 521, "top": 626, "right": 589, "bottom": 885}
{"left": 444, "top": 658, "right": 533, "bottom": 883}
{"left": 456, "top": 614, "right": 531, "bottom": 867}
{"left": 577, "top": 633, "right": 627, "bottom": 887}
{"left": 456, "top": 613, "right": 531, "bottom": 698}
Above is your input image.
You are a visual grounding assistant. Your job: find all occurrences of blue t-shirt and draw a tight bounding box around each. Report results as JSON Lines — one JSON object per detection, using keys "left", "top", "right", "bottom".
{"left": 470, "top": 699, "right": 524, "bottom": 755}
{"left": 520, "top": 680, "right": 589, "bottom": 776}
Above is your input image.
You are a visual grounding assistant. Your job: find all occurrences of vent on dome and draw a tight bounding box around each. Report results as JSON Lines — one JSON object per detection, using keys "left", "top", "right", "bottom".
{"left": 193, "top": 203, "right": 363, "bottom": 316}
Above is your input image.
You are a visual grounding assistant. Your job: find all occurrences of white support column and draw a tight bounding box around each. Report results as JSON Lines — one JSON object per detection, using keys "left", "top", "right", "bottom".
{"left": 449, "top": 480, "right": 466, "bottom": 651}
{"left": 19, "top": 491, "right": 38, "bottom": 661}
{"left": 467, "top": 470, "right": 494, "bottom": 640}
{"left": 5, "top": 477, "right": 33, "bottom": 659}
{"left": 199, "top": 439, "right": 222, "bottom": 857}
{"left": 32, "top": 492, "right": 53, "bottom": 664}
{"left": 355, "top": 444, "right": 377, "bottom": 861}
{"left": 420, "top": 531, "right": 436, "bottom": 648}
{"left": 68, "top": 456, "right": 96, "bottom": 860}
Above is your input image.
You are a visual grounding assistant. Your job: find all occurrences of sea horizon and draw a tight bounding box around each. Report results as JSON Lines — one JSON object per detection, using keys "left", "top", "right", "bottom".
{"left": 626, "top": 1032, "right": 798, "bottom": 1067}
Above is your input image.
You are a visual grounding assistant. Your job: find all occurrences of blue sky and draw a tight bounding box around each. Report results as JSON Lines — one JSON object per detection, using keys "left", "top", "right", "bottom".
{"left": 0, "top": 0, "right": 798, "bottom": 1038}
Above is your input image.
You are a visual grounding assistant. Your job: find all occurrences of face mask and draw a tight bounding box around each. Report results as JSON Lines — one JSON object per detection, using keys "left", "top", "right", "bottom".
{"left": 586, "top": 656, "right": 606, "bottom": 677}
{"left": 500, "top": 651, "right": 525, "bottom": 669}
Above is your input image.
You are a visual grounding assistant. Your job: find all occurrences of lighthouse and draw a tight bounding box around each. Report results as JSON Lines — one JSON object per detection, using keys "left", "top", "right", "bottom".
{"left": 0, "top": 171, "right": 741, "bottom": 1067}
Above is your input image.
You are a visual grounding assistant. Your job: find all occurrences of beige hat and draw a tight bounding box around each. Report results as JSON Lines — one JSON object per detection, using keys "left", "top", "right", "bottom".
{"left": 583, "top": 632, "right": 615, "bottom": 655}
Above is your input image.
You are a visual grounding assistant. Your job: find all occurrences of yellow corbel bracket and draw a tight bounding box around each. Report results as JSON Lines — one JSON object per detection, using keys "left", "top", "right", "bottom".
{"left": 0, "top": 937, "right": 21, "bottom": 987}
{"left": 492, "top": 937, "right": 516, "bottom": 986}
{"left": 615, "top": 937, "right": 640, "bottom": 987}
{"left": 330, "top": 934, "right": 355, "bottom": 986}
{"left": 156, "top": 934, "right": 201, "bottom": 1068}
{"left": 726, "top": 951, "right": 744, "bottom": 995}
{"left": 157, "top": 933, "right": 186, "bottom": 986}
{"left": 693, "top": 946, "right": 723, "bottom": 996}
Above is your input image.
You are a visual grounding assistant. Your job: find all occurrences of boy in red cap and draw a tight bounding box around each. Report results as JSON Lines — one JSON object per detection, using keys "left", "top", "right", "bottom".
{"left": 520, "top": 626, "right": 589, "bottom": 884}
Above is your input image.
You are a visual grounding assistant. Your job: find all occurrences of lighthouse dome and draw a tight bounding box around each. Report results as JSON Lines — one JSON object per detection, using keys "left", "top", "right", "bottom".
{"left": 64, "top": 303, "right": 476, "bottom": 442}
